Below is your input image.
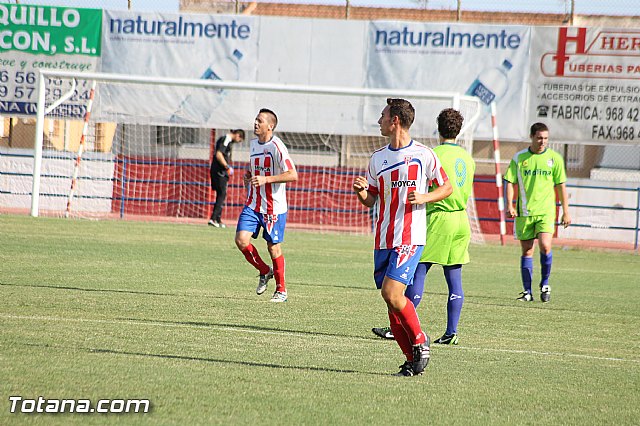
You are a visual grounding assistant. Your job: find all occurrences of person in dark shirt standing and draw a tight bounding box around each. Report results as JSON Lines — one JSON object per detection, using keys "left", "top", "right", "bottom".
{"left": 209, "top": 129, "right": 245, "bottom": 228}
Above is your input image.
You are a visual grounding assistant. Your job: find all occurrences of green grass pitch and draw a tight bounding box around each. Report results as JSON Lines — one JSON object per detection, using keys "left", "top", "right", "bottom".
{"left": 1, "top": 214, "right": 639, "bottom": 425}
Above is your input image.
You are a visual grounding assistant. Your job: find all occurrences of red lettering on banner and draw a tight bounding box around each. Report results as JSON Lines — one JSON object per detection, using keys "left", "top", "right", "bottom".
{"left": 600, "top": 36, "right": 640, "bottom": 51}
{"left": 553, "top": 27, "right": 587, "bottom": 76}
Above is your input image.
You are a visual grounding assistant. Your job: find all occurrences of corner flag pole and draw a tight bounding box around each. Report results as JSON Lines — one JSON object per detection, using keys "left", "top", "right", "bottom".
{"left": 491, "top": 102, "right": 506, "bottom": 245}
{"left": 65, "top": 80, "right": 96, "bottom": 218}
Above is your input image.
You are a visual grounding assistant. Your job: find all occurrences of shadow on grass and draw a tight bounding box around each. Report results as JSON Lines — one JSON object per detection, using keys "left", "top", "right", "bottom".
{"left": 15, "top": 341, "right": 388, "bottom": 376}
{"left": 3, "top": 281, "right": 624, "bottom": 317}
{"left": 286, "top": 280, "right": 377, "bottom": 292}
{"left": 0, "top": 282, "right": 256, "bottom": 300}
{"left": 1, "top": 280, "right": 376, "bottom": 298}
{"left": 118, "top": 317, "right": 379, "bottom": 342}
{"left": 90, "top": 347, "right": 389, "bottom": 376}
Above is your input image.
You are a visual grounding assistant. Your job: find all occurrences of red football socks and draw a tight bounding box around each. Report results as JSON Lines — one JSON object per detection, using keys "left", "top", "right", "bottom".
{"left": 241, "top": 244, "right": 270, "bottom": 275}
{"left": 396, "top": 298, "right": 427, "bottom": 345}
{"left": 389, "top": 310, "right": 413, "bottom": 361}
{"left": 272, "top": 255, "right": 286, "bottom": 292}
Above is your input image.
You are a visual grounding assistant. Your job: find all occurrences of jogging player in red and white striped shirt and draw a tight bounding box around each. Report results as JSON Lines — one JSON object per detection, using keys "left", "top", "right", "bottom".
{"left": 235, "top": 108, "right": 297, "bottom": 303}
{"left": 353, "top": 98, "right": 452, "bottom": 376}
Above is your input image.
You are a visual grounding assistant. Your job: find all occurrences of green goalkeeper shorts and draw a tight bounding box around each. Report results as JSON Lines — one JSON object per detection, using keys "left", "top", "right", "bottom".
{"left": 514, "top": 214, "right": 555, "bottom": 240}
{"left": 420, "top": 210, "right": 471, "bottom": 266}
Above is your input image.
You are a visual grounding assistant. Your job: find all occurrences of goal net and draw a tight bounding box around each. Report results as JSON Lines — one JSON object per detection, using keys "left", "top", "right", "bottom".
{"left": 18, "top": 71, "right": 483, "bottom": 241}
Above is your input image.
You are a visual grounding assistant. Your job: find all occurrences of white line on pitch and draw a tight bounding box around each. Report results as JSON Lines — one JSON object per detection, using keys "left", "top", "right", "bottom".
{"left": 452, "top": 345, "right": 640, "bottom": 364}
{"left": 2, "top": 313, "right": 639, "bottom": 365}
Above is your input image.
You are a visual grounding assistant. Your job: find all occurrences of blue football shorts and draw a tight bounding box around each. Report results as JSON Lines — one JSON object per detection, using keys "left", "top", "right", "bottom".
{"left": 373, "top": 245, "right": 424, "bottom": 289}
{"left": 236, "top": 206, "right": 287, "bottom": 244}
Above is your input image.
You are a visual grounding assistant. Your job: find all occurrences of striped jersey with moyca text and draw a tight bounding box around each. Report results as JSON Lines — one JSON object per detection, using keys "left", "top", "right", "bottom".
{"left": 366, "top": 140, "right": 449, "bottom": 249}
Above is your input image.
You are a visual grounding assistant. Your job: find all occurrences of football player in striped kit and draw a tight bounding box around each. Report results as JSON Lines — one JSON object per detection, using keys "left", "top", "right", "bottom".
{"left": 372, "top": 108, "right": 476, "bottom": 345}
{"left": 235, "top": 108, "right": 298, "bottom": 303}
{"left": 353, "top": 98, "right": 453, "bottom": 376}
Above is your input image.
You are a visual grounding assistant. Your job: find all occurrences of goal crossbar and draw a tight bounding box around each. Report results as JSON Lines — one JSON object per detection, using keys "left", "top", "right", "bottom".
{"left": 37, "top": 70, "right": 469, "bottom": 100}
{"left": 31, "top": 70, "right": 482, "bottom": 220}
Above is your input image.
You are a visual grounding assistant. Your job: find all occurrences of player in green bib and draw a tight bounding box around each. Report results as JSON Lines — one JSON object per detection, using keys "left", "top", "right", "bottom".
{"left": 372, "top": 108, "right": 475, "bottom": 345}
{"left": 504, "top": 122, "right": 571, "bottom": 303}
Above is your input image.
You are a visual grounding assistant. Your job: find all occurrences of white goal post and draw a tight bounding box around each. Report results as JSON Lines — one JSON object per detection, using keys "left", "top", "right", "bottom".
{"left": 27, "top": 69, "right": 483, "bottom": 238}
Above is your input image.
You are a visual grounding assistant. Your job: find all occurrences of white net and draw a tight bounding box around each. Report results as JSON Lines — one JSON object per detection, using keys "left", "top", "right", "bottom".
{"left": 15, "top": 72, "right": 483, "bottom": 239}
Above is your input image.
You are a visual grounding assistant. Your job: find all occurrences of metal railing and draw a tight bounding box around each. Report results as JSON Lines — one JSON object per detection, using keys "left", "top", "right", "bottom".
{"left": 475, "top": 177, "right": 640, "bottom": 251}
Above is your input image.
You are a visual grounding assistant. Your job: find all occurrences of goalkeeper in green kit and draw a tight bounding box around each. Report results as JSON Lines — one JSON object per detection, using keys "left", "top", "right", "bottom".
{"left": 372, "top": 108, "right": 475, "bottom": 345}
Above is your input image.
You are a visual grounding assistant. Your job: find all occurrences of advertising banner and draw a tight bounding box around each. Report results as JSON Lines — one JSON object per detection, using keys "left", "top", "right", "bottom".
{"left": 529, "top": 26, "right": 640, "bottom": 144}
{"left": 239, "top": 16, "right": 370, "bottom": 136}
{"left": 366, "top": 21, "right": 531, "bottom": 140}
{"left": 0, "top": 2, "right": 101, "bottom": 118}
{"left": 6, "top": 5, "right": 640, "bottom": 145}
{"left": 97, "top": 10, "right": 259, "bottom": 127}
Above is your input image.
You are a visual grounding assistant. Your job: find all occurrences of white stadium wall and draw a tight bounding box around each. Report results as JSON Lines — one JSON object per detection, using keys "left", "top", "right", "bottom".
{"left": 0, "top": 148, "right": 114, "bottom": 213}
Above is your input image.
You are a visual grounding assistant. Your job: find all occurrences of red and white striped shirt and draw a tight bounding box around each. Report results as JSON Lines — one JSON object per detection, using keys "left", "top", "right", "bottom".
{"left": 366, "top": 140, "right": 448, "bottom": 249}
{"left": 245, "top": 136, "right": 295, "bottom": 215}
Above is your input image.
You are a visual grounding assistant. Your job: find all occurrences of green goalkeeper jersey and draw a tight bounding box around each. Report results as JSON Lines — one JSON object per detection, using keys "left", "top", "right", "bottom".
{"left": 427, "top": 143, "right": 476, "bottom": 214}
{"left": 504, "top": 147, "right": 567, "bottom": 217}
